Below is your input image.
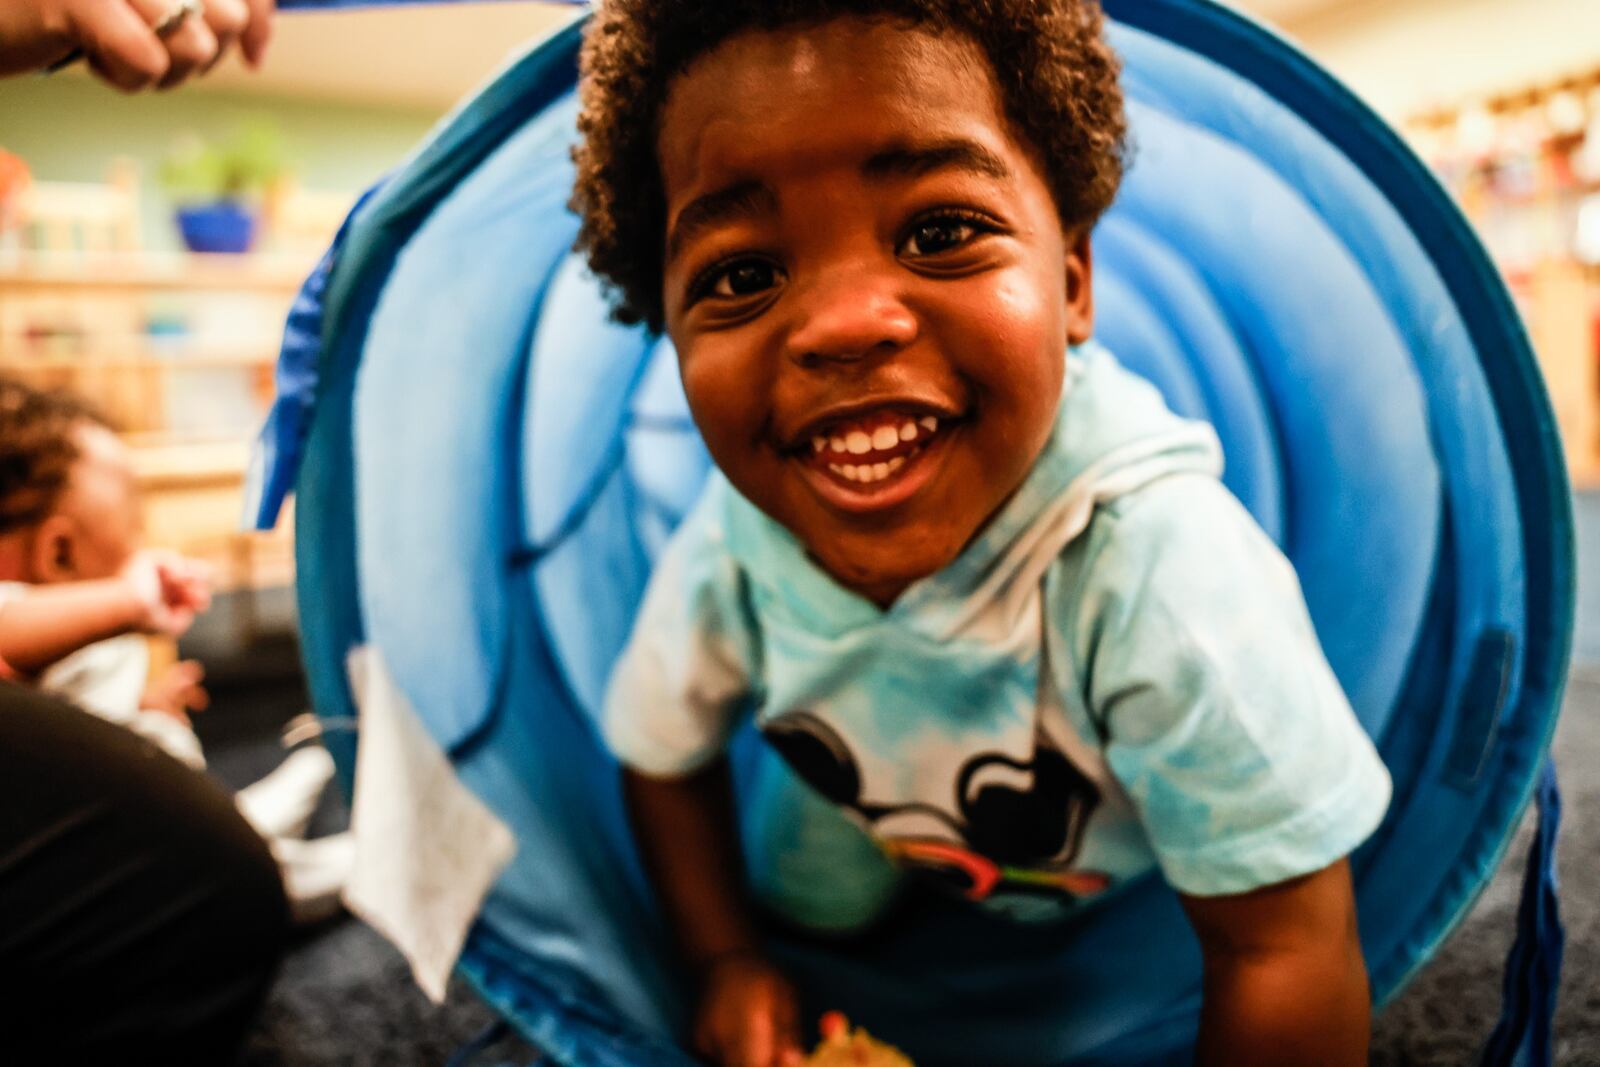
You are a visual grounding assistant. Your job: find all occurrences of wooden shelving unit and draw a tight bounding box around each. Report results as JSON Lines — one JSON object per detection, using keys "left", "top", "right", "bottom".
{"left": 1404, "top": 70, "right": 1600, "bottom": 488}
{"left": 1, "top": 249, "right": 315, "bottom": 593}
{"left": 0, "top": 251, "right": 312, "bottom": 292}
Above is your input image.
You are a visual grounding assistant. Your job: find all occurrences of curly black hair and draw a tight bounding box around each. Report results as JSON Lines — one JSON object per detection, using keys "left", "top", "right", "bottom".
{"left": 0, "top": 376, "right": 111, "bottom": 536}
{"left": 572, "top": 0, "right": 1127, "bottom": 334}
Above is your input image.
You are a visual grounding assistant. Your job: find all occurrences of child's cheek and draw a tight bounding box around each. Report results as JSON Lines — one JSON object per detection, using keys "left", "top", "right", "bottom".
{"left": 678, "top": 340, "right": 769, "bottom": 467}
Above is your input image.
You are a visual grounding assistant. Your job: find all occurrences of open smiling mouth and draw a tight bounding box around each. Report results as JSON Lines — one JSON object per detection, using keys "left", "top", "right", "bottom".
{"left": 791, "top": 406, "right": 958, "bottom": 511}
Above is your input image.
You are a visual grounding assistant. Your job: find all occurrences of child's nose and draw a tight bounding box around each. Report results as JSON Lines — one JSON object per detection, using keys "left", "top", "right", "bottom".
{"left": 783, "top": 266, "right": 917, "bottom": 368}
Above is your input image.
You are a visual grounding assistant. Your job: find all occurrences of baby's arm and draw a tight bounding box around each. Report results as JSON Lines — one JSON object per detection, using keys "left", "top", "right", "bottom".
{"left": 0, "top": 576, "right": 147, "bottom": 675}
{"left": 1181, "top": 860, "right": 1368, "bottom": 1066}
{"left": 624, "top": 762, "right": 803, "bottom": 1067}
{"left": 0, "top": 550, "right": 211, "bottom": 675}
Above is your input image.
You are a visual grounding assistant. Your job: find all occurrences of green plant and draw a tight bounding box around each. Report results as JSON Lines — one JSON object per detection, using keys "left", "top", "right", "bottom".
{"left": 159, "top": 120, "right": 287, "bottom": 204}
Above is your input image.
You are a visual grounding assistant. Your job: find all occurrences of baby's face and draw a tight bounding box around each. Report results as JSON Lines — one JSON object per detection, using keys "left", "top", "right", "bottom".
{"left": 44, "top": 423, "right": 142, "bottom": 582}
{"left": 658, "top": 17, "right": 1092, "bottom": 605}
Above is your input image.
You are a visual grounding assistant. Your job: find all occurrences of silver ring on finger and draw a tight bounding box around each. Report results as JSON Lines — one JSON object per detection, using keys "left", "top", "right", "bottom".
{"left": 151, "top": 0, "right": 207, "bottom": 39}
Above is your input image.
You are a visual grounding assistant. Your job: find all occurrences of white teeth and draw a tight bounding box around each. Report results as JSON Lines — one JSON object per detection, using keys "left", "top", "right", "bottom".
{"left": 812, "top": 437, "right": 826, "bottom": 453}
{"left": 899, "top": 421, "right": 918, "bottom": 442}
{"left": 830, "top": 435, "right": 847, "bottom": 453}
{"left": 871, "top": 426, "right": 899, "bottom": 450}
{"left": 920, "top": 416, "right": 939, "bottom": 432}
{"left": 830, "top": 459, "right": 907, "bottom": 485}
{"left": 846, "top": 431, "right": 872, "bottom": 455}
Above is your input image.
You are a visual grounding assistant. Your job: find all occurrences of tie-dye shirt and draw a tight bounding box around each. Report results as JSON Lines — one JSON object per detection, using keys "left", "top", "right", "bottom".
{"left": 603, "top": 343, "right": 1390, "bottom": 917}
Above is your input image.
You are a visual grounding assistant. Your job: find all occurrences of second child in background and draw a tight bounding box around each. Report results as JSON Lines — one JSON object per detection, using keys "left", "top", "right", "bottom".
{"left": 0, "top": 376, "right": 352, "bottom": 923}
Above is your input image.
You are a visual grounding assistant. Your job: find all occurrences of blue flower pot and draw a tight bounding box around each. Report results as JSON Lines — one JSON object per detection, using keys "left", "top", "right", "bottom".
{"left": 174, "top": 201, "right": 257, "bottom": 254}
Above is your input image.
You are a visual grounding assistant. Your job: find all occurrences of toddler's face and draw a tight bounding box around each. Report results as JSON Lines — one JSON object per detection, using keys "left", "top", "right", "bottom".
{"left": 658, "top": 17, "right": 1093, "bottom": 605}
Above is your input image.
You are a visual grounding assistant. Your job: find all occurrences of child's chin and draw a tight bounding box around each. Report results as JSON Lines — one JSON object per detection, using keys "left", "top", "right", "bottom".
{"left": 806, "top": 529, "right": 967, "bottom": 603}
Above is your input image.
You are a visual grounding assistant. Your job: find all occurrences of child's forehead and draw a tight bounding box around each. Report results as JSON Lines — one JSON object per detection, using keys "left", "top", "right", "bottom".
{"left": 658, "top": 19, "right": 1011, "bottom": 185}
{"left": 665, "top": 19, "right": 995, "bottom": 123}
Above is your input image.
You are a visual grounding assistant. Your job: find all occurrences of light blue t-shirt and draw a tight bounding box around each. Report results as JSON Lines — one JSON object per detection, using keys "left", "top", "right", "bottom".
{"left": 603, "top": 343, "right": 1390, "bottom": 915}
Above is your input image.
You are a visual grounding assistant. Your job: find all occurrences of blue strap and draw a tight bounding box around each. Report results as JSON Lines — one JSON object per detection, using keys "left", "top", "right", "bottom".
{"left": 245, "top": 183, "right": 384, "bottom": 531}
{"left": 1481, "top": 759, "right": 1564, "bottom": 1067}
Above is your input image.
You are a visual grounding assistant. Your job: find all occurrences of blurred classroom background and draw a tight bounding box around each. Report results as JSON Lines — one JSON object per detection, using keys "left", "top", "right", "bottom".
{"left": 3, "top": 0, "right": 1599, "bottom": 664}
{"left": 2, "top": 0, "right": 1599, "bottom": 1062}
{"left": 2, "top": 0, "right": 1598, "bottom": 655}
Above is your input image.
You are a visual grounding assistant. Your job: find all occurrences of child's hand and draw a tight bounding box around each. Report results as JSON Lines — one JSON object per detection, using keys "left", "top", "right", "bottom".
{"left": 119, "top": 550, "right": 212, "bottom": 636}
{"left": 142, "top": 659, "right": 209, "bottom": 724}
{"left": 693, "top": 952, "right": 805, "bottom": 1067}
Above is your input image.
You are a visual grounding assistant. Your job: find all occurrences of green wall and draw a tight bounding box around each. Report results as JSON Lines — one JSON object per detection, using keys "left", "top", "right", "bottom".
{"left": 0, "top": 77, "right": 442, "bottom": 251}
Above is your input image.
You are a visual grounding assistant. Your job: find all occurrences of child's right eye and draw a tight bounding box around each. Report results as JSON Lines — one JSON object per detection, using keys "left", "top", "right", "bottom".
{"left": 695, "top": 258, "right": 784, "bottom": 302}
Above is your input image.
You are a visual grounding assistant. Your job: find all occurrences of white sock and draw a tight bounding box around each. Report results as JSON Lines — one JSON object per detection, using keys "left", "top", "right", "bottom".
{"left": 271, "top": 831, "right": 356, "bottom": 925}
{"left": 236, "top": 746, "right": 336, "bottom": 840}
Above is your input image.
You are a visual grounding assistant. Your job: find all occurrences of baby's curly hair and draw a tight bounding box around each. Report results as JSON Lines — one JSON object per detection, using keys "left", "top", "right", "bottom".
{"left": 0, "top": 376, "right": 110, "bottom": 536}
{"left": 572, "top": 0, "right": 1127, "bottom": 333}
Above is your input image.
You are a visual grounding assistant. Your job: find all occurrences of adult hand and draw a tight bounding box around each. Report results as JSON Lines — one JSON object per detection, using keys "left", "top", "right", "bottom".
{"left": 0, "top": 0, "right": 276, "bottom": 90}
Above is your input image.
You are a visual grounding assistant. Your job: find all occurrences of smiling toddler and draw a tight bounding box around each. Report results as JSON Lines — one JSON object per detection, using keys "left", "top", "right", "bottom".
{"left": 575, "top": 3, "right": 1391, "bottom": 1065}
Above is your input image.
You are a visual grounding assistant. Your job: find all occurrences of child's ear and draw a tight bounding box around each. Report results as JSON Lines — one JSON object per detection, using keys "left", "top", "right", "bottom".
{"left": 29, "top": 515, "right": 79, "bottom": 583}
{"left": 1065, "top": 230, "right": 1094, "bottom": 345}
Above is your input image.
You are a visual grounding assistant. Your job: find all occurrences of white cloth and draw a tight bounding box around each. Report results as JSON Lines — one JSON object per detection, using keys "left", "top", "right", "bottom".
{"left": 343, "top": 644, "right": 517, "bottom": 1001}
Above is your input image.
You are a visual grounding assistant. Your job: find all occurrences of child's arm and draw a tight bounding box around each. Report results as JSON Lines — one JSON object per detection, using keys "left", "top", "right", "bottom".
{"left": 1067, "top": 478, "right": 1389, "bottom": 1060}
{"left": 623, "top": 761, "right": 804, "bottom": 1067}
{"left": 0, "top": 550, "right": 211, "bottom": 675}
{"left": 0, "top": 577, "right": 146, "bottom": 675}
{"left": 1180, "top": 860, "right": 1368, "bottom": 1067}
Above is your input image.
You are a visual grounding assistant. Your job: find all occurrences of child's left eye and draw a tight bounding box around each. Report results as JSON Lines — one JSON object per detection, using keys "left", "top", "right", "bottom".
{"left": 899, "top": 214, "right": 987, "bottom": 257}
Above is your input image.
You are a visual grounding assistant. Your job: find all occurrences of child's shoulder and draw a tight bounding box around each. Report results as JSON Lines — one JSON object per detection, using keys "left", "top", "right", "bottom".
{"left": 1053, "top": 343, "right": 1269, "bottom": 579}
{"left": 1056, "top": 467, "right": 1303, "bottom": 665}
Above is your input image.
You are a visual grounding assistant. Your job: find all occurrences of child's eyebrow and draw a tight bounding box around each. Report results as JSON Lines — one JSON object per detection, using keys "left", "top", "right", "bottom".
{"left": 666, "top": 180, "right": 778, "bottom": 263}
{"left": 663, "top": 140, "right": 1010, "bottom": 265}
{"left": 861, "top": 139, "right": 1012, "bottom": 183}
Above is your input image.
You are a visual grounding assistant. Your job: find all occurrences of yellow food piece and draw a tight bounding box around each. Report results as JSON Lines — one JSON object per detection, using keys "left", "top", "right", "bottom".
{"left": 805, "top": 1024, "right": 916, "bottom": 1067}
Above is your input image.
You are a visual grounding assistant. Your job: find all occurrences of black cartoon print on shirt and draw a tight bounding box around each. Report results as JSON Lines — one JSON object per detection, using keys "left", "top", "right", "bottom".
{"left": 761, "top": 711, "right": 1111, "bottom": 903}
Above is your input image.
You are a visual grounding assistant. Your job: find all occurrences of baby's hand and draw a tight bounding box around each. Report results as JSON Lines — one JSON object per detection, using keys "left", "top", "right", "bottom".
{"left": 693, "top": 952, "right": 805, "bottom": 1067}
{"left": 120, "top": 549, "right": 213, "bottom": 636}
{"left": 142, "top": 658, "right": 209, "bottom": 724}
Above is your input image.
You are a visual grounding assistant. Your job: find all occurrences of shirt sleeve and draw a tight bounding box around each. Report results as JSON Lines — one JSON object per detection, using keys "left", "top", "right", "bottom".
{"left": 600, "top": 485, "right": 762, "bottom": 778}
{"left": 1066, "top": 474, "right": 1391, "bottom": 897}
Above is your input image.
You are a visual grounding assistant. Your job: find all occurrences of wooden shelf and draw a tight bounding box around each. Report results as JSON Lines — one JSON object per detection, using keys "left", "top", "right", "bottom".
{"left": 0, "top": 251, "right": 315, "bottom": 293}
{"left": 0, "top": 245, "right": 299, "bottom": 596}
{"left": 0, "top": 344, "right": 278, "bottom": 369}
{"left": 129, "top": 437, "right": 252, "bottom": 488}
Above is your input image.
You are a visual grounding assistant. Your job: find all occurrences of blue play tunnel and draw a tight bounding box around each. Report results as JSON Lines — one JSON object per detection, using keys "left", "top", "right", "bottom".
{"left": 253, "top": 1, "right": 1573, "bottom": 1063}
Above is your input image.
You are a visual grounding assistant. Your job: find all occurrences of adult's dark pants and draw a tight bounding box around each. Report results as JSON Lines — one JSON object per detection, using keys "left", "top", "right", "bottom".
{"left": 0, "top": 682, "right": 289, "bottom": 1063}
